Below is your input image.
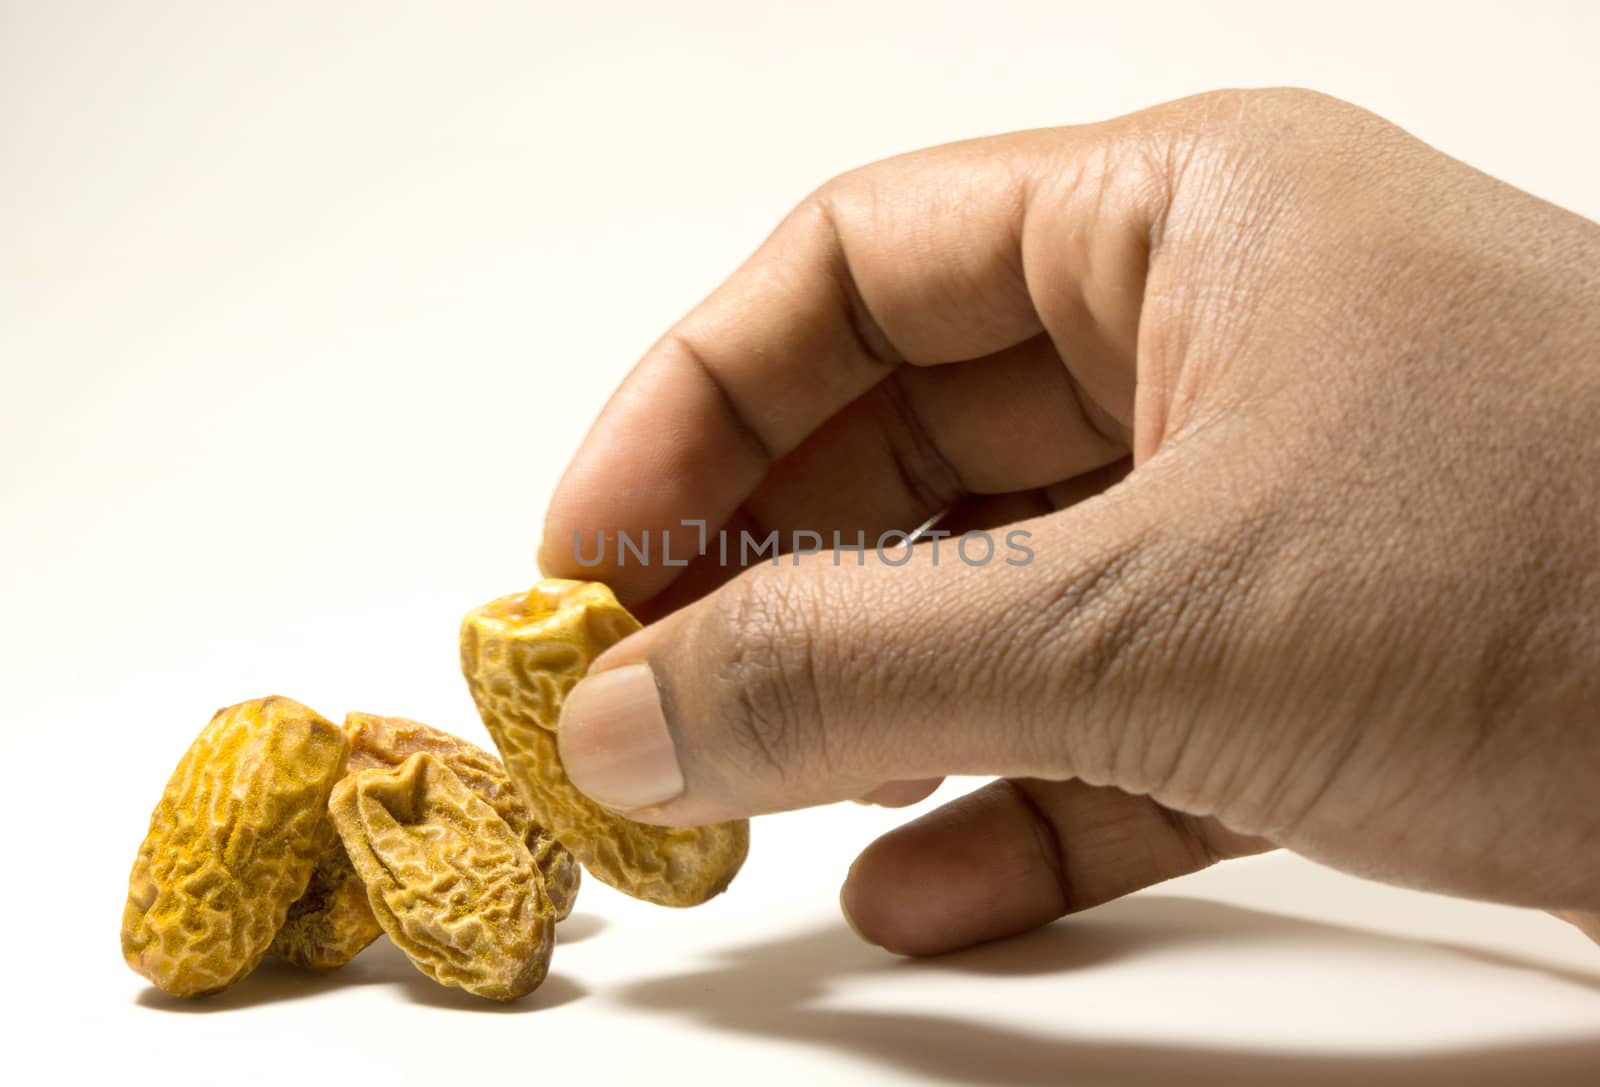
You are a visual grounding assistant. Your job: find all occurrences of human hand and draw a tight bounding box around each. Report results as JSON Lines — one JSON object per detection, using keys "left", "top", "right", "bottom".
{"left": 538, "top": 89, "right": 1600, "bottom": 953}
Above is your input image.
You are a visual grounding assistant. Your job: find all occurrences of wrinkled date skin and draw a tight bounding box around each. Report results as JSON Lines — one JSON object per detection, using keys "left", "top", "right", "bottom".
{"left": 330, "top": 753, "right": 555, "bottom": 1001}
{"left": 271, "top": 711, "right": 579, "bottom": 968}
{"left": 342, "top": 711, "right": 581, "bottom": 920}
{"left": 122, "top": 696, "right": 349, "bottom": 997}
{"left": 270, "top": 714, "right": 385, "bottom": 971}
{"left": 460, "top": 579, "right": 749, "bottom": 907}
{"left": 267, "top": 830, "right": 382, "bottom": 971}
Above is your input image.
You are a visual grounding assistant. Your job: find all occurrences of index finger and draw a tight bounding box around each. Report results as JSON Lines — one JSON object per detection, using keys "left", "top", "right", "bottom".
{"left": 539, "top": 124, "right": 1155, "bottom": 605}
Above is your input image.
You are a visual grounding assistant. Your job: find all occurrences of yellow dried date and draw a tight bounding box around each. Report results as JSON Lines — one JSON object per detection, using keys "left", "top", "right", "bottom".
{"left": 122, "top": 696, "right": 349, "bottom": 997}
{"left": 269, "top": 716, "right": 384, "bottom": 971}
{"left": 460, "top": 579, "right": 748, "bottom": 907}
{"left": 267, "top": 831, "right": 382, "bottom": 971}
{"left": 330, "top": 753, "right": 554, "bottom": 1001}
{"left": 341, "top": 711, "right": 581, "bottom": 920}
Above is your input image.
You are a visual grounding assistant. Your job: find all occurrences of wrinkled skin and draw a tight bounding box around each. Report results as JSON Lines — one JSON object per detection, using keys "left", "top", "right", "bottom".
{"left": 461, "top": 581, "right": 748, "bottom": 907}
{"left": 343, "top": 711, "right": 581, "bottom": 920}
{"left": 331, "top": 754, "right": 555, "bottom": 1001}
{"left": 272, "top": 712, "right": 583, "bottom": 970}
{"left": 123, "top": 697, "right": 349, "bottom": 995}
{"left": 268, "top": 829, "right": 383, "bottom": 971}
{"left": 540, "top": 89, "right": 1600, "bottom": 954}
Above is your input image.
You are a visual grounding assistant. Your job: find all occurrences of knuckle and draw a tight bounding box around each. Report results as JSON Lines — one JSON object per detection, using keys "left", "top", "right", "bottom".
{"left": 809, "top": 163, "right": 872, "bottom": 216}
{"left": 1180, "top": 87, "right": 1363, "bottom": 141}
{"left": 799, "top": 164, "right": 887, "bottom": 252}
{"left": 792, "top": 171, "right": 859, "bottom": 235}
{"left": 1176, "top": 87, "right": 1405, "bottom": 188}
{"left": 704, "top": 572, "right": 826, "bottom": 783}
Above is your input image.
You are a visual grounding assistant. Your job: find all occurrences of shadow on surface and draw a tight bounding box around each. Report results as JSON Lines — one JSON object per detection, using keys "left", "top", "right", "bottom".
{"left": 355, "top": 939, "right": 586, "bottom": 1013}
{"left": 557, "top": 912, "right": 609, "bottom": 945}
{"left": 617, "top": 895, "right": 1600, "bottom": 1086}
{"left": 135, "top": 936, "right": 584, "bottom": 1013}
{"left": 134, "top": 952, "right": 387, "bottom": 1013}
{"left": 933, "top": 896, "right": 1600, "bottom": 995}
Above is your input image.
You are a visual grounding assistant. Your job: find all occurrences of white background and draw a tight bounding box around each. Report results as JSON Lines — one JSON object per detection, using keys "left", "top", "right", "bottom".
{"left": 4, "top": 2, "right": 1599, "bottom": 1083}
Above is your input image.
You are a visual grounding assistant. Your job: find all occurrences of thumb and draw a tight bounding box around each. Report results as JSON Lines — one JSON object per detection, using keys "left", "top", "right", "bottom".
{"left": 556, "top": 459, "right": 1226, "bottom": 827}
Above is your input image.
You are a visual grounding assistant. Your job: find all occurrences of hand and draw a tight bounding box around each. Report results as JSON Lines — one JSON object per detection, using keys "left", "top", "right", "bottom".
{"left": 538, "top": 89, "right": 1600, "bottom": 954}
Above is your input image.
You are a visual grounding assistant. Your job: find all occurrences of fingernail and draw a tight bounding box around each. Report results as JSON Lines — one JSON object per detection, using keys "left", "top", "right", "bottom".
{"left": 558, "top": 662, "right": 685, "bottom": 811}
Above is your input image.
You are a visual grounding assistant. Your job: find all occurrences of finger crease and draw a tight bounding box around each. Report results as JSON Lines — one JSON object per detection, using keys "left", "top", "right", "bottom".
{"left": 815, "top": 197, "right": 907, "bottom": 369}
{"left": 1153, "top": 803, "right": 1218, "bottom": 872}
{"left": 1009, "top": 780, "right": 1073, "bottom": 916}
{"left": 671, "top": 332, "right": 781, "bottom": 465}
{"left": 1061, "top": 366, "right": 1125, "bottom": 453}
{"left": 879, "top": 371, "right": 968, "bottom": 514}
